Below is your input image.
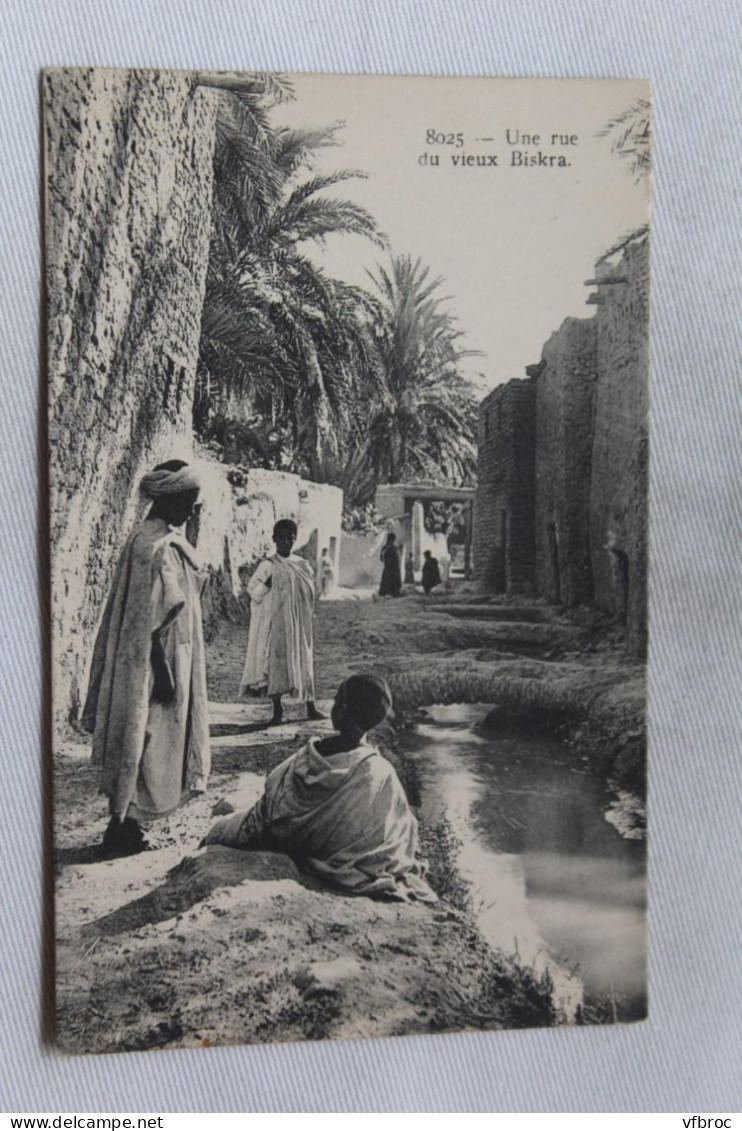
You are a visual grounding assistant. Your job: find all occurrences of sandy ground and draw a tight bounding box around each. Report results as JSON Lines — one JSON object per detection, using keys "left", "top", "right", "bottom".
{"left": 54, "top": 591, "right": 643, "bottom": 1053}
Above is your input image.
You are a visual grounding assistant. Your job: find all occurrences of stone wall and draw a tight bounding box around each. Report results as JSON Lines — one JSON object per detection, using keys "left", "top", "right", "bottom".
{"left": 45, "top": 68, "right": 218, "bottom": 728}
{"left": 589, "top": 234, "right": 650, "bottom": 653}
{"left": 534, "top": 318, "right": 598, "bottom": 606}
{"left": 473, "top": 379, "right": 536, "bottom": 594}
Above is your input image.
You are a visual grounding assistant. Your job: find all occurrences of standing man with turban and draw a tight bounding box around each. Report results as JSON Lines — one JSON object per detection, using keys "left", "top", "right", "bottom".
{"left": 239, "top": 519, "right": 323, "bottom": 726}
{"left": 81, "top": 459, "right": 211, "bottom": 856}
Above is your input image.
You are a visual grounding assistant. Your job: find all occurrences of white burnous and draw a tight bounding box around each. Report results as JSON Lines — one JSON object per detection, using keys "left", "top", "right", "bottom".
{"left": 239, "top": 518, "right": 324, "bottom": 725}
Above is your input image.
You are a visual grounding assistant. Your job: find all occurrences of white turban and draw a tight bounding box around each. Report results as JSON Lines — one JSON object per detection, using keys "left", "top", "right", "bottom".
{"left": 139, "top": 464, "right": 203, "bottom": 499}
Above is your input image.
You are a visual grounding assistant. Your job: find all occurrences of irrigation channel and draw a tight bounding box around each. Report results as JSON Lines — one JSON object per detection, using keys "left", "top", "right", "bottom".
{"left": 399, "top": 703, "right": 647, "bottom": 1022}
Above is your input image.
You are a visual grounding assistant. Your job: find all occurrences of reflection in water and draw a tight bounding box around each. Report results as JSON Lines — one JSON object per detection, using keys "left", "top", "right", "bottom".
{"left": 402, "top": 703, "right": 647, "bottom": 1021}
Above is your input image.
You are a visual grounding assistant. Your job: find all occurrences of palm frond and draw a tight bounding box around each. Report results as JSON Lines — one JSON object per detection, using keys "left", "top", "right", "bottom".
{"left": 272, "top": 122, "right": 345, "bottom": 174}
{"left": 597, "top": 98, "right": 651, "bottom": 180}
{"left": 262, "top": 195, "right": 387, "bottom": 249}
{"left": 284, "top": 169, "right": 369, "bottom": 206}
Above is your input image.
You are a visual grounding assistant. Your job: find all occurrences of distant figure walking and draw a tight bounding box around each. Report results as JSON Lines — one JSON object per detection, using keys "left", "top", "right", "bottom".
{"left": 379, "top": 532, "right": 402, "bottom": 597}
{"left": 240, "top": 519, "right": 324, "bottom": 726}
{"left": 421, "top": 550, "right": 442, "bottom": 595}
{"left": 81, "top": 460, "right": 210, "bottom": 857}
{"left": 319, "top": 546, "right": 335, "bottom": 599}
{"left": 203, "top": 674, "right": 437, "bottom": 903}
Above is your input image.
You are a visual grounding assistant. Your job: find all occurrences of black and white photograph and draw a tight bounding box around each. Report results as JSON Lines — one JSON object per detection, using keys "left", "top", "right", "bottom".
{"left": 46, "top": 68, "right": 651, "bottom": 1054}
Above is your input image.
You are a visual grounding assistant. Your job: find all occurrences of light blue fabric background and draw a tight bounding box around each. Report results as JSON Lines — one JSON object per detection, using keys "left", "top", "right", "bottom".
{"left": 1, "top": 0, "right": 740, "bottom": 1113}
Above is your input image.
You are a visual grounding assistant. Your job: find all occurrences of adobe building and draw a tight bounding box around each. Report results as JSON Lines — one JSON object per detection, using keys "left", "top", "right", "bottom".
{"left": 588, "top": 231, "right": 649, "bottom": 655}
{"left": 472, "top": 378, "right": 536, "bottom": 594}
{"left": 473, "top": 229, "right": 649, "bottom": 655}
{"left": 534, "top": 317, "right": 598, "bottom": 607}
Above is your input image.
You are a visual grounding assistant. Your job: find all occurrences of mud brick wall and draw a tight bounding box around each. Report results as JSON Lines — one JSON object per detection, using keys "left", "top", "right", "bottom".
{"left": 473, "top": 379, "right": 536, "bottom": 594}
{"left": 534, "top": 317, "right": 598, "bottom": 606}
{"left": 45, "top": 68, "right": 218, "bottom": 729}
{"left": 589, "top": 235, "right": 650, "bottom": 654}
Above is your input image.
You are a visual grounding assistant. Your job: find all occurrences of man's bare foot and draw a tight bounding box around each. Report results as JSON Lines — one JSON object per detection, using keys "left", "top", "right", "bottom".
{"left": 306, "top": 702, "right": 326, "bottom": 721}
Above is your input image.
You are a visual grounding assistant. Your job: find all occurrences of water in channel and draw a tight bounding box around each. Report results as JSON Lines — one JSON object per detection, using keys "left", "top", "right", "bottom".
{"left": 400, "top": 703, "right": 647, "bottom": 1022}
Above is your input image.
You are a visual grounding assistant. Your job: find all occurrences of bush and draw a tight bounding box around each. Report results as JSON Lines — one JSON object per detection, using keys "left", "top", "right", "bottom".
{"left": 197, "top": 414, "right": 297, "bottom": 472}
{"left": 342, "top": 502, "right": 386, "bottom": 534}
{"left": 424, "top": 500, "right": 465, "bottom": 536}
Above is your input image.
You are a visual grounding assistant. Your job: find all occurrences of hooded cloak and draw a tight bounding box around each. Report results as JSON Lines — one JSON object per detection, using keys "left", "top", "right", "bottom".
{"left": 204, "top": 739, "right": 437, "bottom": 903}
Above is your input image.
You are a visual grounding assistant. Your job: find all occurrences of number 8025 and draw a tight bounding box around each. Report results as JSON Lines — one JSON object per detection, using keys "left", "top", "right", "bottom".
{"left": 426, "top": 129, "right": 464, "bottom": 147}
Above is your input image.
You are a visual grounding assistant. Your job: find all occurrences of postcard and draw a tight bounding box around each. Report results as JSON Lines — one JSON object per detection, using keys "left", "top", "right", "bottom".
{"left": 45, "top": 68, "right": 650, "bottom": 1052}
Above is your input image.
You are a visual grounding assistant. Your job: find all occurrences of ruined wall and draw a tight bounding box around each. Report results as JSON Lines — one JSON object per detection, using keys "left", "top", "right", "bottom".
{"left": 473, "top": 379, "right": 536, "bottom": 594}
{"left": 534, "top": 317, "right": 598, "bottom": 606}
{"left": 589, "top": 235, "right": 650, "bottom": 653}
{"left": 45, "top": 68, "right": 218, "bottom": 727}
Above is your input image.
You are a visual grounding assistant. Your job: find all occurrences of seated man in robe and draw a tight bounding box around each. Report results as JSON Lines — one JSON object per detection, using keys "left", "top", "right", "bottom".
{"left": 81, "top": 459, "right": 210, "bottom": 856}
{"left": 239, "top": 519, "right": 323, "bottom": 726}
{"left": 202, "top": 674, "right": 437, "bottom": 903}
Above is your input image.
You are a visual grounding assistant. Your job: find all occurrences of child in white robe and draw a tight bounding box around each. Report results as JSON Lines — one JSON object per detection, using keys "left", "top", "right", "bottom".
{"left": 239, "top": 519, "right": 323, "bottom": 725}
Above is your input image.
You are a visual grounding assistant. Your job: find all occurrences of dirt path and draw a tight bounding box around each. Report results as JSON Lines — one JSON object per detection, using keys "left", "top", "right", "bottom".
{"left": 54, "top": 592, "right": 642, "bottom": 1053}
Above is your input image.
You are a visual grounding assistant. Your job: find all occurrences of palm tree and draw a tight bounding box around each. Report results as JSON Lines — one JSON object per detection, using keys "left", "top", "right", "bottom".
{"left": 597, "top": 99, "right": 651, "bottom": 181}
{"left": 340, "top": 255, "right": 479, "bottom": 503}
{"left": 196, "top": 79, "right": 386, "bottom": 479}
